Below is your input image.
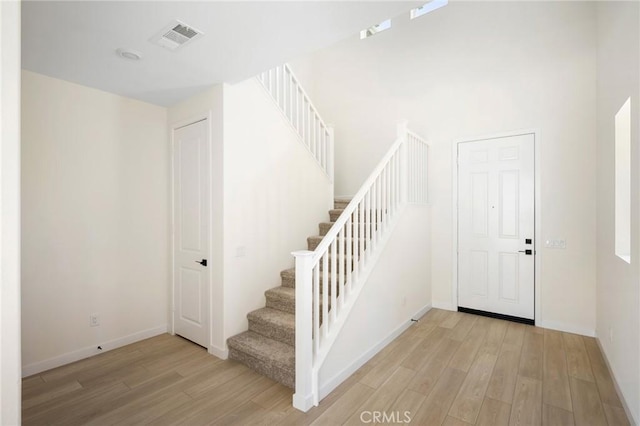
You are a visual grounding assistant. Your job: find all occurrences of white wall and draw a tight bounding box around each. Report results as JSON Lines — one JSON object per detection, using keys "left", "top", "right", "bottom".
{"left": 595, "top": 2, "right": 640, "bottom": 423}
{"left": 319, "top": 205, "right": 431, "bottom": 397}
{"left": 167, "top": 85, "right": 225, "bottom": 357}
{"left": 291, "top": 1, "right": 598, "bottom": 334}
{"left": 222, "top": 78, "right": 333, "bottom": 341}
{"left": 1, "top": 1, "right": 22, "bottom": 423}
{"left": 21, "top": 71, "right": 169, "bottom": 374}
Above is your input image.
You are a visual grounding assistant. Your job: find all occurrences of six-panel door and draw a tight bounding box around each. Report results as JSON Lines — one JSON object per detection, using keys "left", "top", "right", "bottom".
{"left": 458, "top": 134, "right": 535, "bottom": 320}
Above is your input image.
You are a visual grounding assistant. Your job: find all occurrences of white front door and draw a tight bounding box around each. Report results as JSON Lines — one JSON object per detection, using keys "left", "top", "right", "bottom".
{"left": 457, "top": 133, "right": 535, "bottom": 320}
{"left": 173, "top": 119, "right": 210, "bottom": 347}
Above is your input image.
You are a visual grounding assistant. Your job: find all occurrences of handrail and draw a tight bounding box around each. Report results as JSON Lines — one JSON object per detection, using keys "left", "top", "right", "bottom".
{"left": 257, "top": 64, "right": 334, "bottom": 182}
{"left": 292, "top": 122, "right": 429, "bottom": 412}
{"left": 310, "top": 136, "right": 404, "bottom": 265}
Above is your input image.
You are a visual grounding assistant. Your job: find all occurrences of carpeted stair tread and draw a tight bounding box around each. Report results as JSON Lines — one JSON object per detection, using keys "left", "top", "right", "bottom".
{"left": 248, "top": 307, "right": 295, "bottom": 345}
{"left": 329, "top": 209, "right": 345, "bottom": 222}
{"left": 227, "top": 331, "right": 295, "bottom": 389}
{"left": 280, "top": 268, "right": 350, "bottom": 288}
{"left": 227, "top": 331, "right": 294, "bottom": 371}
{"left": 319, "top": 222, "right": 381, "bottom": 236}
{"left": 226, "top": 198, "right": 360, "bottom": 389}
{"left": 334, "top": 198, "right": 351, "bottom": 209}
{"left": 265, "top": 286, "right": 295, "bottom": 313}
{"left": 280, "top": 268, "right": 296, "bottom": 288}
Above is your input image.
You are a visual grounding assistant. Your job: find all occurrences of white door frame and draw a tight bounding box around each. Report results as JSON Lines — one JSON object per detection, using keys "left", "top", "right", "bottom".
{"left": 451, "top": 129, "right": 541, "bottom": 324}
{"left": 170, "top": 112, "right": 213, "bottom": 345}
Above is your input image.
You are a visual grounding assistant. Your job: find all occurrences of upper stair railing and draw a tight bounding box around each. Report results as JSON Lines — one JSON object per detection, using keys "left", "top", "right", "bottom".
{"left": 292, "top": 121, "right": 429, "bottom": 411}
{"left": 257, "top": 64, "right": 334, "bottom": 182}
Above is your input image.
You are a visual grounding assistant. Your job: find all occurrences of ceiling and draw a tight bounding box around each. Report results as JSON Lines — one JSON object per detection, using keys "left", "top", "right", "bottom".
{"left": 22, "top": 1, "right": 420, "bottom": 106}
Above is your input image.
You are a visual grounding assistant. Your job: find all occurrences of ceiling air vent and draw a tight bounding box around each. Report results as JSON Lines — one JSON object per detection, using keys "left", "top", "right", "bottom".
{"left": 151, "top": 20, "right": 204, "bottom": 51}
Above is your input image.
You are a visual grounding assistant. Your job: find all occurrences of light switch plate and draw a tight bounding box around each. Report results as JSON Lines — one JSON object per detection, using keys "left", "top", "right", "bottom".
{"left": 545, "top": 239, "right": 566, "bottom": 249}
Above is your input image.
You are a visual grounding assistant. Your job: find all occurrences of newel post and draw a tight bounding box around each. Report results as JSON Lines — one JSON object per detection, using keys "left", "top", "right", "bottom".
{"left": 397, "top": 119, "right": 409, "bottom": 203}
{"left": 292, "top": 250, "right": 315, "bottom": 412}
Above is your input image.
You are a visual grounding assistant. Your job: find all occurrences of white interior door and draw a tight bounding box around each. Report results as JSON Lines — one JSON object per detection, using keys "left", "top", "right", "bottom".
{"left": 457, "top": 134, "right": 535, "bottom": 320}
{"left": 173, "top": 119, "right": 210, "bottom": 347}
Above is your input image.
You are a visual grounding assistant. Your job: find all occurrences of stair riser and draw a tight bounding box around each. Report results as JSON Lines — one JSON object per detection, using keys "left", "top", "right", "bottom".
{"left": 228, "top": 349, "right": 294, "bottom": 389}
{"left": 249, "top": 319, "right": 294, "bottom": 346}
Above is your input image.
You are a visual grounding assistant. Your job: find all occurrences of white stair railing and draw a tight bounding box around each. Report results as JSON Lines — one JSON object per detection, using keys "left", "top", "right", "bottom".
{"left": 292, "top": 122, "right": 429, "bottom": 411}
{"left": 257, "top": 64, "right": 334, "bottom": 182}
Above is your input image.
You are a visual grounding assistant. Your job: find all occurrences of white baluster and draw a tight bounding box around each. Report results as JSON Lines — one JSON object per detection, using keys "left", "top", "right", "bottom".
{"left": 345, "top": 217, "right": 352, "bottom": 296}
{"left": 313, "top": 263, "right": 320, "bottom": 355}
{"left": 330, "top": 240, "right": 337, "bottom": 324}
{"left": 322, "top": 253, "right": 329, "bottom": 339}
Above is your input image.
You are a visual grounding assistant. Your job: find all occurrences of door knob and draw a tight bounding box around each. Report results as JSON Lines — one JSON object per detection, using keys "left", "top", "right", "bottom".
{"left": 518, "top": 250, "right": 533, "bottom": 255}
{"left": 195, "top": 259, "right": 208, "bottom": 266}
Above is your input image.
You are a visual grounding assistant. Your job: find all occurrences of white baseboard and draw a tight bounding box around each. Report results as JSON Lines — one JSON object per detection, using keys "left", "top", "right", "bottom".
{"left": 536, "top": 320, "right": 595, "bottom": 337}
{"left": 208, "top": 345, "right": 228, "bottom": 360}
{"left": 22, "top": 324, "right": 168, "bottom": 378}
{"left": 318, "top": 304, "right": 432, "bottom": 401}
{"left": 595, "top": 337, "right": 638, "bottom": 425}
{"left": 432, "top": 301, "right": 456, "bottom": 311}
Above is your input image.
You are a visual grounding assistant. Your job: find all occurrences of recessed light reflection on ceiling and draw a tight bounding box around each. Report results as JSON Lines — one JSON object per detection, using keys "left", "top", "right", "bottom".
{"left": 116, "top": 48, "right": 142, "bottom": 61}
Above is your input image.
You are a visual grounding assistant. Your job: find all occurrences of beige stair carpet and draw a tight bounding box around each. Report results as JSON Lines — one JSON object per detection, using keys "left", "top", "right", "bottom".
{"left": 226, "top": 198, "right": 351, "bottom": 389}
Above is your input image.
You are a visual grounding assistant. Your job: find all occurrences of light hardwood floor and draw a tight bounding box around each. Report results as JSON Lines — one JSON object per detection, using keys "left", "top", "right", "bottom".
{"left": 22, "top": 309, "right": 630, "bottom": 425}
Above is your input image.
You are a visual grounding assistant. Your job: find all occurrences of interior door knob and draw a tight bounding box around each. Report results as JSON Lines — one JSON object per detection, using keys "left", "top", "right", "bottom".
{"left": 195, "top": 259, "right": 208, "bottom": 266}
{"left": 518, "top": 250, "right": 533, "bottom": 255}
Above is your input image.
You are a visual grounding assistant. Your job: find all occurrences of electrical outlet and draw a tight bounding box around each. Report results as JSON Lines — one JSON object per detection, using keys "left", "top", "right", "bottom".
{"left": 235, "top": 246, "right": 246, "bottom": 257}
{"left": 90, "top": 313, "right": 100, "bottom": 327}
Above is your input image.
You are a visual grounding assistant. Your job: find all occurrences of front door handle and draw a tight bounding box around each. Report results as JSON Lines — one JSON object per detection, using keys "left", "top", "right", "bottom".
{"left": 518, "top": 250, "right": 533, "bottom": 255}
{"left": 195, "top": 259, "right": 208, "bottom": 267}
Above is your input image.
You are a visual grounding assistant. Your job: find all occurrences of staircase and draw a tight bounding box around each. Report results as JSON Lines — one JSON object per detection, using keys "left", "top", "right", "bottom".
{"left": 226, "top": 198, "right": 350, "bottom": 388}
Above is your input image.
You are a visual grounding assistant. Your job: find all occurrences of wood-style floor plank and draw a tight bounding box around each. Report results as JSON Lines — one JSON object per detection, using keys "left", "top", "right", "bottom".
{"left": 447, "top": 313, "right": 478, "bottom": 342}
{"left": 542, "top": 329, "right": 572, "bottom": 411}
{"left": 564, "top": 332, "right": 596, "bottom": 382}
{"left": 448, "top": 352, "right": 498, "bottom": 424}
{"left": 476, "top": 397, "right": 511, "bottom": 426}
{"left": 509, "top": 375, "right": 542, "bottom": 426}
{"left": 21, "top": 310, "right": 631, "bottom": 426}
{"left": 408, "top": 337, "right": 461, "bottom": 396}
{"left": 477, "top": 320, "right": 508, "bottom": 357}
{"left": 486, "top": 343, "right": 522, "bottom": 404}
{"left": 309, "top": 383, "right": 374, "bottom": 425}
{"left": 518, "top": 331, "right": 543, "bottom": 381}
{"left": 449, "top": 320, "right": 489, "bottom": 372}
{"left": 344, "top": 366, "right": 415, "bottom": 425}
{"left": 411, "top": 367, "right": 467, "bottom": 425}
{"left": 387, "top": 389, "right": 427, "bottom": 423}
{"left": 543, "top": 404, "right": 574, "bottom": 426}
{"left": 603, "top": 403, "right": 630, "bottom": 426}
{"left": 583, "top": 336, "right": 623, "bottom": 408}
{"left": 569, "top": 376, "right": 607, "bottom": 426}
